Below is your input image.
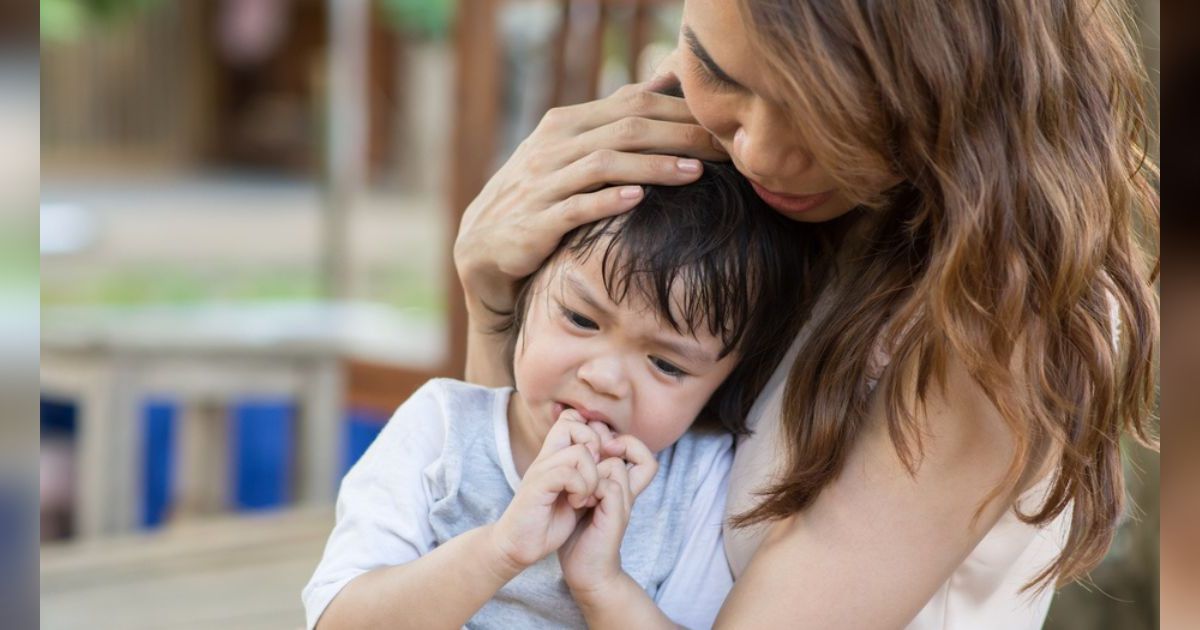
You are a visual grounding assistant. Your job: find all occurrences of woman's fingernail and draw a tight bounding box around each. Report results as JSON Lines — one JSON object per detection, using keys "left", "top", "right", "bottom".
{"left": 620, "top": 185, "right": 644, "bottom": 199}
{"left": 677, "top": 159, "right": 701, "bottom": 173}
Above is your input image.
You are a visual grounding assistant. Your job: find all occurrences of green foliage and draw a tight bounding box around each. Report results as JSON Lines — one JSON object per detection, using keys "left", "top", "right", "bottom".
{"left": 380, "top": 0, "right": 456, "bottom": 39}
{"left": 41, "top": 0, "right": 164, "bottom": 42}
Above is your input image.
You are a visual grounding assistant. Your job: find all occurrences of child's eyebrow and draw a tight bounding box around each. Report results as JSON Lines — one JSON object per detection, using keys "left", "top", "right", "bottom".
{"left": 564, "top": 272, "right": 614, "bottom": 318}
{"left": 649, "top": 333, "right": 715, "bottom": 367}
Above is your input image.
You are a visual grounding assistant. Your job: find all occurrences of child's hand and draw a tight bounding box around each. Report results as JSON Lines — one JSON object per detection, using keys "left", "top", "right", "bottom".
{"left": 558, "top": 434, "right": 658, "bottom": 600}
{"left": 491, "top": 411, "right": 605, "bottom": 569}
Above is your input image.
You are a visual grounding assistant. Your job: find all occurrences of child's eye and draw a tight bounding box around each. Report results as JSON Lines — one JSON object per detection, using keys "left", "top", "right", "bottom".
{"left": 650, "top": 356, "right": 688, "bottom": 379}
{"left": 561, "top": 307, "right": 598, "bottom": 331}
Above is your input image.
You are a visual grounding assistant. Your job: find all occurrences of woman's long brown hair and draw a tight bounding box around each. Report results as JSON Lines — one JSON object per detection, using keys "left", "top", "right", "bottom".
{"left": 731, "top": 0, "right": 1159, "bottom": 590}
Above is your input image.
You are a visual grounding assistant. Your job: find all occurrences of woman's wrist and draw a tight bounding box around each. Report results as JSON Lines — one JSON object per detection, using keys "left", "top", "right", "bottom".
{"left": 456, "top": 255, "right": 514, "bottom": 326}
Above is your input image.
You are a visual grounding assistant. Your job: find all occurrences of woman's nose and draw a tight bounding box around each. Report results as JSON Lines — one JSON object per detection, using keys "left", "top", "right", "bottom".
{"left": 576, "top": 355, "right": 629, "bottom": 399}
{"left": 733, "top": 119, "right": 811, "bottom": 183}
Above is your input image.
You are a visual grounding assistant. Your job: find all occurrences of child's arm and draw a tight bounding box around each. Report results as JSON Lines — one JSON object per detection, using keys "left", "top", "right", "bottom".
{"left": 316, "top": 523, "right": 523, "bottom": 629}
{"left": 315, "top": 412, "right": 606, "bottom": 629}
{"left": 573, "top": 573, "right": 682, "bottom": 629}
{"left": 559, "top": 435, "right": 681, "bottom": 630}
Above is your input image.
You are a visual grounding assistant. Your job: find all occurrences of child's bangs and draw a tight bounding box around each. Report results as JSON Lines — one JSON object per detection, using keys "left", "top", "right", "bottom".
{"left": 560, "top": 207, "right": 753, "bottom": 360}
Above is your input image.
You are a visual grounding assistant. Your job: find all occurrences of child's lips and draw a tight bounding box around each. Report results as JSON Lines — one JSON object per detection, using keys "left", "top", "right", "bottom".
{"left": 553, "top": 401, "right": 614, "bottom": 430}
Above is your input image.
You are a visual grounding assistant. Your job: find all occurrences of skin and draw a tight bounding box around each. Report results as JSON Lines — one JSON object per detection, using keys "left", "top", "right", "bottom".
{"left": 454, "top": 0, "right": 1039, "bottom": 627}
{"left": 659, "top": 0, "right": 859, "bottom": 224}
{"left": 320, "top": 247, "right": 736, "bottom": 629}
{"left": 507, "top": 250, "right": 738, "bottom": 469}
{"left": 503, "top": 248, "right": 738, "bottom": 626}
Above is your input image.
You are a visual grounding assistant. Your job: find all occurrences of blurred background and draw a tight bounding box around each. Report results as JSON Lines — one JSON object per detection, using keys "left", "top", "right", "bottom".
{"left": 31, "top": 0, "right": 1159, "bottom": 628}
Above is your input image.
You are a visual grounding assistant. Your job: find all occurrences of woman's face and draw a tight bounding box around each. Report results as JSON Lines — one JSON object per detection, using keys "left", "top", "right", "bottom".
{"left": 664, "top": 0, "right": 859, "bottom": 223}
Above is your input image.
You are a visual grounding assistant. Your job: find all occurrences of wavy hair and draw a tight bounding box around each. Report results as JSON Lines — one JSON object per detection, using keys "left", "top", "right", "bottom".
{"left": 730, "top": 0, "right": 1160, "bottom": 590}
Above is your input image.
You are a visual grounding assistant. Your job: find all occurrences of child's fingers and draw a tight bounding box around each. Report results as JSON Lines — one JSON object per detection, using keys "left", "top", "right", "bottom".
{"left": 593, "top": 478, "right": 629, "bottom": 528}
{"left": 586, "top": 420, "right": 615, "bottom": 447}
{"left": 560, "top": 470, "right": 591, "bottom": 508}
{"left": 537, "top": 466, "right": 597, "bottom": 513}
{"left": 528, "top": 444, "right": 599, "bottom": 507}
{"left": 600, "top": 435, "right": 658, "bottom": 498}
{"left": 597, "top": 457, "right": 632, "bottom": 510}
{"left": 537, "top": 412, "right": 602, "bottom": 462}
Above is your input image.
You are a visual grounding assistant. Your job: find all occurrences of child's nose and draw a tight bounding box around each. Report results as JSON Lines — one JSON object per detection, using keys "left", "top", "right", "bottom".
{"left": 576, "top": 355, "right": 629, "bottom": 399}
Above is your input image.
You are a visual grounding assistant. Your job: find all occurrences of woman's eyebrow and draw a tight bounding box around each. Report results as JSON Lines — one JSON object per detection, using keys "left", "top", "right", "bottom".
{"left": 683, "top": 25, "right": 745, "bottom": 89}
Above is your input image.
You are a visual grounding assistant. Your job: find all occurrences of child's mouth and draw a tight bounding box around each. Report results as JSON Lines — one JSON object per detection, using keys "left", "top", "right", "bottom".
{"left": 552, "top": 401, "right": 615, "bottom": 433}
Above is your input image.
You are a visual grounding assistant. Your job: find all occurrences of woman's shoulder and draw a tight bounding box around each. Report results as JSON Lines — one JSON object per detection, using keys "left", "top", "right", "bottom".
{"left": 720, "top": 354, "right": 1049, "bottom": 627}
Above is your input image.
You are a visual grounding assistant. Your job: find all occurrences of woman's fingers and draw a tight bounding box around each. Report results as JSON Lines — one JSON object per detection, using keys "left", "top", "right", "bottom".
{"left": 537, "top": 185, "right": 647, "bottom": 237}
{"left": 547, "top": 151, "right": 700, "bottom": 210}
{"left": 562, "top": 117, "right": 728, "bottom": 166}
{"left": 544, "top": 81, "right": 700, "bottom": 133}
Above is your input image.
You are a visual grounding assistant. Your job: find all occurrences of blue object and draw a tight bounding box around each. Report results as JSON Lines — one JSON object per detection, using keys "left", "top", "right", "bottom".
{"left": 230, "top": 398, "right": 295, "bottom": 511}
{"left": 40, "top": 396, "right": 77, "bottom": 436}
{"left": 141, "top": 398, "right": 177, "bottom": 528}
{"left": 342, "top": 408, "right": 389, "bottom": 479}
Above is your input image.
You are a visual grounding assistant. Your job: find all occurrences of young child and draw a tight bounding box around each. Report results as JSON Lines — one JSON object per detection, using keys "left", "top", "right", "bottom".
{"left": 302, "top": 162, "right": 819, "bottom": 629}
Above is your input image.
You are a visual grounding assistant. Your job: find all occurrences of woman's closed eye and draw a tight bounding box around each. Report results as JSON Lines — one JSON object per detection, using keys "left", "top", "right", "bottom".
{"left": 560, "top": 306, "right": 599, "bottom": 331}
{"left": 689, "top": 53, "right": 741, "bottom": 94}
{"left": 650, "top": 356, "right": 689, "bottom": 380}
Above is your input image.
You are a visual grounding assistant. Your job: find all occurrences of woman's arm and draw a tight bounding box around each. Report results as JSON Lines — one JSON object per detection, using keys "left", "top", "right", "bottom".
{"left": 454, "top": 78, "right": 726, "bottom": 386}
{"left": 715, "top": 357, "right": 1037, "bottom": 628}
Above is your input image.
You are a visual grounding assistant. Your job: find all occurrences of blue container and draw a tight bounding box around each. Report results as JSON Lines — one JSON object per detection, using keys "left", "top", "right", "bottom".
{"left": 141, "top": 398, "right": 177, "bottom": 528}
{"left": 230, "top": 398, "right": 295, "bottom": 511}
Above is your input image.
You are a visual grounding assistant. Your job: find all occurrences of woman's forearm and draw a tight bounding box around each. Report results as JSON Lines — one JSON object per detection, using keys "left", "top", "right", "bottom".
{"left": 316, "top": 524, "right": 522, "bottom": 629}
{"left": 458, "top": 280, "right": 516, "bottom": 386}
{"left": 464, "top": 315, "right": 514, "bottom": 387}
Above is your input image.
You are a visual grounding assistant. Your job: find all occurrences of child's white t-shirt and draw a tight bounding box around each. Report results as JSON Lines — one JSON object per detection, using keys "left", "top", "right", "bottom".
{"left": 302, "top": 378, "right": 734, "bottom": 629}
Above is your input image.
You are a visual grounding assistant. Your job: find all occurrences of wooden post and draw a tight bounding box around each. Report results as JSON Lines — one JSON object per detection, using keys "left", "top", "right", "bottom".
{"left": 445, "top": 0, "right": 502, "bottom": 378}
{"left": 323, "top": 0, "right": 369, "bottom": 300}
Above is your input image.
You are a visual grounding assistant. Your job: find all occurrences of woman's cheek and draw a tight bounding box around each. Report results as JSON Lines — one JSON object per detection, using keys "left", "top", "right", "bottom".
{"left": 680, "top": 84, "right": 731, "bottom": 147}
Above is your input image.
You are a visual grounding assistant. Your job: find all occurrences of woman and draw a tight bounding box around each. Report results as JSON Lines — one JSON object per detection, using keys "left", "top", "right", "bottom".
{"left": 454, "top": 0, "right": 1159, "bottom": 627}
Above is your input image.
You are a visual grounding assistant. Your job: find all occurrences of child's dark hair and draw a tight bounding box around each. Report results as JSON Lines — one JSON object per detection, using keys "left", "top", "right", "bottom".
{"left": 499, "top": 161, "right": 825, "bottom": 434}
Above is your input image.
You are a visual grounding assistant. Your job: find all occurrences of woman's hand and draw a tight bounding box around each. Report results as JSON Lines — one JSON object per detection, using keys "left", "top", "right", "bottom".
{"left": 454, "top": 76, "right": 727, "bottom": 325}
{"left": 558, "top": 434, "right": 659, "bottom": 600}
{"left": 490, "top": 411, "right": 605, "bottom": 569}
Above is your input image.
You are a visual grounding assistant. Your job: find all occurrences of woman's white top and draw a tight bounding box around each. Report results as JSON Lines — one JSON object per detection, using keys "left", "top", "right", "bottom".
{"left": 724, "top": 288, "right": 1072, "bottom": 629}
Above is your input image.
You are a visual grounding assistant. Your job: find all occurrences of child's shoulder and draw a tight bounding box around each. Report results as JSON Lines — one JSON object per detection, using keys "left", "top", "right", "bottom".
{"left": 658, "top": 427, "right": 734, "bottom": 476}
{"left": 402, "top": 378, "right": 509, "bottom": 410}
{"left": 394, "top": 378, "right": 510, "bottom": 430}
{"left": 370, "top": 378, "right": 510, "bottom": 454}
{"left": 671, "top": 426, "right": 734, "bottom": 451}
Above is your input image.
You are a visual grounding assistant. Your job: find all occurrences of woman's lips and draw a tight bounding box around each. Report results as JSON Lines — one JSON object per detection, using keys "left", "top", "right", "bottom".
{"left": 749, "top": 181, "right": 835, "bottom": 214}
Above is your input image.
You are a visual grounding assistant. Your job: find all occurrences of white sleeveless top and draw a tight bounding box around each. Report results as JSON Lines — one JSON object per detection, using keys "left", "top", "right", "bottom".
{"left": 724, "top": 288, "right": 1072, "bottom": 629}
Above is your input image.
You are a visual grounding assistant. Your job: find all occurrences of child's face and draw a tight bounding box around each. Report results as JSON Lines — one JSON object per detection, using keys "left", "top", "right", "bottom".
{"left": 513, "top": 250, "right": 739, "bottom": 454}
